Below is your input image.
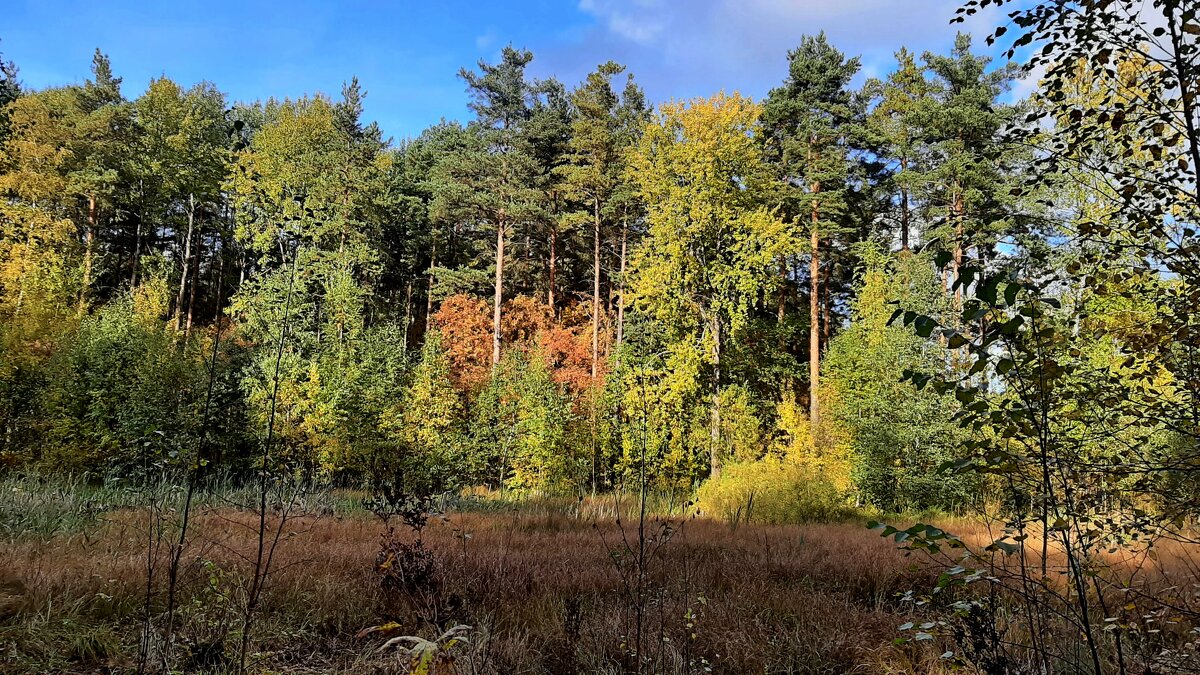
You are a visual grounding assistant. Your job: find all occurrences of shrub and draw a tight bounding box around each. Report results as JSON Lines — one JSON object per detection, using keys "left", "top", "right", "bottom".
{"left": 696, "top": 455, "right": 858, "bottom": 525}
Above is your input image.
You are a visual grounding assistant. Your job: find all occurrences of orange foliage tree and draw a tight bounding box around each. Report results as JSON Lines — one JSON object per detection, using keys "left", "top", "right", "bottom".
{"left": 433, "top": 293, "right": 610, "bottom": 400}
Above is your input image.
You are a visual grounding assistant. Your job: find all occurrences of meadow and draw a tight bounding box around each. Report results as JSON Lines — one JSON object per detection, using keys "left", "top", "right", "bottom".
{"left": 5, "top": 480, "right": 1199, "bottom": 674}
{"left": 0, "top": 480, "right": 965, "bottom": 674}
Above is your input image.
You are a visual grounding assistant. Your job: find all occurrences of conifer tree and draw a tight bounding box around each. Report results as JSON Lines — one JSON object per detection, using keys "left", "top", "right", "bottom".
{"left": 561, "top": 61, "right": 629, "bottom": 379}
{"left": 0, "top": 42, "right": 19, "bottom": 145}
{"left": 441, "top": 46, "right": 541, "bottom": 368}
{"left": 761, "top": 33, "right": 861, "bottom": 425}
{"left": 866, "top": 48, "right": 935, "bottom": 252}
{"left": 920, "top": 33, "right": 1018, "bottom": 307}
{"left": 523, "top": 76, "right": 573, "bottom": 312}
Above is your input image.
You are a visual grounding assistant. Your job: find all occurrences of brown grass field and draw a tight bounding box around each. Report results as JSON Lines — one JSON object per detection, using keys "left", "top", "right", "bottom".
{"left": 4, "top": 500, "right": 1198, "bottom": 674}
{"left": 0, "top": 501, "right": 970, "bottom": 674}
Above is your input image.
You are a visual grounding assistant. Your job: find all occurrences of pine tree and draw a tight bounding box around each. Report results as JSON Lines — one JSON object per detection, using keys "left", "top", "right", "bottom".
{"left": 0, "top": 42, "right": 19, "bottom": 145}
{"left": 75, "top": 51, "right": 132, "bottom": 305}
{"left": 560, "top": 61, "right": 628, "bottom": 380}
{"left": 919, "top": 33, "right": 1018, "bottom": 308}
{"left": 866, "top": 48, "right": 935, "bottom": 252}
{"left": 441, "top": 46, "right": 541, "bottom": 368}
{"left": 522, "top": 76, "right": 573, "bottom": 314}
{"left": 761, "top": 33, "right": 861, "bottom": 426}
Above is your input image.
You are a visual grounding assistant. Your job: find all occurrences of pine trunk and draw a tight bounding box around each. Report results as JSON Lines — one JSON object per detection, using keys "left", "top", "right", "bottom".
{"left": 710, "top": 316, "right": 722, "bottom": 479}
{"left": 616, "top": 219, "right": 627, "bottom": 350}
{"left": 492, "top": 215, "right": 505, "bottom": 368}
{"left": 403, "top": 280, "right": 413, "bottom": 354}
{"left": 809, "top": 189, "right": 821, "bottom": 427}
{"left": 210, "top": 238, "right": 226, "bottom": 326}
{"left": 426, "top": 237, "right": 437, "bottom": 324}
{"left": 952, "top": 185, "right": 964, "bottom": 310}
{"left": 548, "top": 225, "right": 557, "bottom": 313}
{"left": 185, "top": 234, "right": 201, "bottom": 338}
{"left": 899, "top": 156, "right": 910, "bottom": 252}
{"left": 592, "top": 198, "right": 601, "bottom": 380}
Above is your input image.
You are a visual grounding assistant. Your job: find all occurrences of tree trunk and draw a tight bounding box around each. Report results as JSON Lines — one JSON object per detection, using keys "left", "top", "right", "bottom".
{"left": 176, "top": 194, "right": 195, "bottom": 331}
{"left": 710, "top": 316, "right": 722, "bottom": 479}
{"left": 809, "top": 190, "right": 821, "bottom": 427}
{"left": 80, "top": 196, "right": 97, "bottom": 312}
{"left": 616, "top": 218, "right": 628, "bottom": 350}
{"left": 210, "top": 237, "right": 226, "bottom": 326}
{"left": 131, "top": 217, "right": 143, "bottom": 287}
{"left": 403, "top": 279, "right": 413, "bottom": 355}
{"left": 899, "top": 156, "right": 910, "bottom": 252}
{"left": 426, "top": 237, "right": 437, "bottom": 323}
{"left": 777, "top": 258, "right": 788, "bottom": 326}
{"left": 592, "top": 197, "right": 601, "bottom": 380}
{"left": 492, "top": 215, "right": 505, "bottom": 368}
{"left": 548, "top": 225, "right": 557, "bottom": 313}
{"left": 185, "top": 235, "right": 201, "bottom": 338}
{"left": 14, "top": 205, "right": 35, "bottom": 316}
{"left": 952, "top": 184, "right": 964, "bottom": 311}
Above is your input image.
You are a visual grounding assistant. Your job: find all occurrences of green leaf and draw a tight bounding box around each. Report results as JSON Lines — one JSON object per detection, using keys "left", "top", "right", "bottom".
{"left": 1003, "top": 282, "right": 1021, "bottom": 306}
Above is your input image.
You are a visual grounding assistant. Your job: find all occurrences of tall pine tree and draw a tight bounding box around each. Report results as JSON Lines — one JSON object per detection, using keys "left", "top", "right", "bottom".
{"left": 762, "top": 33, "right": 861, "bottom": 426}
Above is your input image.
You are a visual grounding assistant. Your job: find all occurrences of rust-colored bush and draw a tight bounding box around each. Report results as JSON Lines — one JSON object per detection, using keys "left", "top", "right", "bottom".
{"left": 431, "top": 294, "right": 492, "bottom": 392}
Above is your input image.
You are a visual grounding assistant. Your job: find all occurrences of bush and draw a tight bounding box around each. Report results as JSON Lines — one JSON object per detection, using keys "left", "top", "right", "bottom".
{"left": 42, "top": 277, "right": 206, "bottom": 477}
{"left": 823, "top": 251, "right": 971, "bottom": 512}
{"left": 696, "top": 455, "right": 858, "bottom": 525}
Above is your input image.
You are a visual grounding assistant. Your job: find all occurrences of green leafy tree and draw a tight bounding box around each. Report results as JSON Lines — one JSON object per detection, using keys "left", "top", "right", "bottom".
{"left": 131, "top": 77, "right": 228, "bottom": 331}
{"left": 43, "top": 271, "right": 205, "bottom": 476}
{"left": 873, "top": 4, "right": 1200, "bottom": 672}
{"left": 610, "top": 75, "right": 650, "bottom": 351}
{"left": 392, "top": 329, "right": 466, "bottom": 483}
{"left": 627, "top": 92, "right": 796, "bottom": 477}
{"left": 616, "top": 344, "right": 709, "bottom": 491}
{"left": 823, "top": 250, "right": 967, "bottom": 511}
{"left": 228, "top": 88, "right": 391, "bottom": 474}
{"left": 471, "top": 349, "right": 576, "bottom": 492}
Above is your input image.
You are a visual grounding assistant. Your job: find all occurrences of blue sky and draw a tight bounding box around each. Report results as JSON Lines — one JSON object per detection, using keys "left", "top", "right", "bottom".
{"left": 2, "top": 0, "right": 1012, "bottom": 142}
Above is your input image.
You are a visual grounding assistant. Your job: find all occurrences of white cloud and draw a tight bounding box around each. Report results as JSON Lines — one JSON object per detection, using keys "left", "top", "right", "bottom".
{"left": 558, "top": 0, "right": 1010, "bottom": 104}
{"left": 578, "top": 0, "right": 666, "bottom": 44}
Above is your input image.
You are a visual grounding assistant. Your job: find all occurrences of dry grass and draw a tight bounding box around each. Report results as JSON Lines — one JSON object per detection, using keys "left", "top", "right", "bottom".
{"left": 7, "top": 499, "right": 1200, "bottom": 674}
{"left": 0, "top": 503, "right": 961, "bottom": 674}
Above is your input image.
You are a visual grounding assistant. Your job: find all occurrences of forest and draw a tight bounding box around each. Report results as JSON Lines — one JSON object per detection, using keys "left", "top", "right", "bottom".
{"left": 1, "top": 0, "right": 1199, "bottom": 673}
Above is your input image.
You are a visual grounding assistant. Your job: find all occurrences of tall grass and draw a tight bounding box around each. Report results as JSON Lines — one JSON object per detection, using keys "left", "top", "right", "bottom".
{"left": 0, "top": 504, "right": 955, "bottom": 674}
{"left": 0, "top": 473, "right": 360, "bottom": 543}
